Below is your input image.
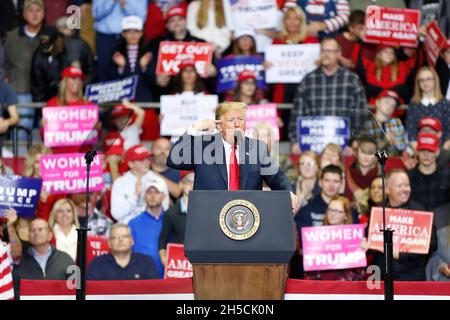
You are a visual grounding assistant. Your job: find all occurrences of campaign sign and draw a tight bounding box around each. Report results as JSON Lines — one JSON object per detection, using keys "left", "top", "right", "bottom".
{"left": 156, "top": 41, "right": 214, "bottom": 77}
{"left": 368, "top": 207, "right": 434, "bottom": 254}
{"left": 297, "top": 116, "right": 350, "bottom": 153}
{"left": 43, "top": 105, "right": 99, "bottom": 148}
{"left": 40, "top": 153, "right": 104, "bottom": 195}
{"left": 245, "top": 103, "right": 279, "bottom": 140}
{"left": 227, "top": 0, "right": 278, "bottom": 30}
{"left": 160, "top": 94, "right": 218, "bottom": 136}
{"left": 0, "top": 175, "right": 42, "bottom": 218}
{"left": 364, "top": 6, "right": 421, "bottom": 48}
{"left": 301, "top": 224, "right": 367, "bottom": 272}
{"left": 424, "top": 20, "right": 447, "bottom": 67}
{"left": 217, "top": 55, "right": 265, "bottom": 92}
{"left": 84, "top": 76, "right": 138, "bottom": 104}
{"left": 164, "top": 243, "right": 193, "bottom": 279}
{"left": 87, "top": 236, "right": 110, "bottom": 267}
{"left": 265, "top": 44, "right": 320, "bottom": 83}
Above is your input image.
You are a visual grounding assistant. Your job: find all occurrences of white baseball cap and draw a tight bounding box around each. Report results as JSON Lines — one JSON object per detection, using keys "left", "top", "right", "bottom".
{"left": 234, "top": 28, "right": 256, "bottom": 40}
{"left": 143, "top": 179, "right": 167, "bottom": 194}
{"left": 122, "top": 15, "right": 144, "bottom": 31}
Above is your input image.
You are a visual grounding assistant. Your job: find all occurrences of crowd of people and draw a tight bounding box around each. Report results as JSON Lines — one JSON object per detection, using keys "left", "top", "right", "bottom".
{"left": 1, "top": 0, "right": 450, "bottom": 300}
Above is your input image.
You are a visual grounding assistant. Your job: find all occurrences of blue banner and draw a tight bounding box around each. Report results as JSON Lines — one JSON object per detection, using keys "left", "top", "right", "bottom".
{"left": 0, "top": 175, "right": 42, "bottom": 218}
{"left": 216, "top": 55, "right": 265, "bottom": 93}
{"left": 85, "top": 75, "right": 138, "bottom": 104}
{"left": 297, "top": 116, "right": 350, "bottom": 153}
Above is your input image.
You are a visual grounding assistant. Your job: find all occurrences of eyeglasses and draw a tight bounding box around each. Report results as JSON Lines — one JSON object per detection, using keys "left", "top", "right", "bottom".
{"left": 110, "top": 234, "right": 130, "bottom": 240}
{"left": 359, "top": 148, "right": 376, "bottom": 156}
{"left": 419, "top": 77, "right": 434, "bottom": 83}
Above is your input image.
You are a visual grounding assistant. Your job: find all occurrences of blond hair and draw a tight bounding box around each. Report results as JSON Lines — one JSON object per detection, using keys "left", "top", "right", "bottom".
{"left": 375, "top": 47, "right": 398, "bottom": 82}
{"left": 411, "top": 66, "right": 444, "bottom": 104}
{"left": 320, "top": 143, "right": 345, "bottom": 171}
{"left": 298, "top": 151, "right": 320, "bottom": 176}
{"left": 279, "top": 4, "right": 308, "bottom": 43}
{"left": 215, "top": 101, "right": 247, "bottom": 120}
{"left": 48, "top": 198, "right": 80, "bottom": 230}
{"left": 196, "top": 0, "right": 225, "bottom": 29}
{"left": 23, "top": 144, "right": 52, "bottom": 177}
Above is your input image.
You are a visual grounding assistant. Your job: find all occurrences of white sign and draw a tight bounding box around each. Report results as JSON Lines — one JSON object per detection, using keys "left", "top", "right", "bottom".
{"left": 265, "top": 44, "right": 320, "bottom": 83}
{"left": 160, "top": 93, "right": 218, "bottom": 136}
{"left": 226, "top": 0, "right": 279, "bottom": 30}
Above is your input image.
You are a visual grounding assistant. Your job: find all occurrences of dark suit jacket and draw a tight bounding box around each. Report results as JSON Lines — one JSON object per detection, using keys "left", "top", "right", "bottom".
{"left": 167, "top": 132, "right": 292, "bottom": 191}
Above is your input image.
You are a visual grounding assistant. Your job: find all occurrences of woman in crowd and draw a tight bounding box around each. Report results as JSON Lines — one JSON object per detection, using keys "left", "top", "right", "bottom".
{"left": 355, "top": 44, "right": 419, "bottom": 108}
{"left": 294, "top": 151, "right": 320, "bottom": 209}
{"left": 187, "top": 0, "right": 231, "bottom": 58}
{"left": 319, "top": 143, "right": 346, "bottom": 194}
{"left": 48, "top": 198, "right": 80, "bottom": 262}
{"left": 406, "top": 66, "right": 450, "bottom": 151}
{"left": 171, "top": 59, "right": 206, "bottom": 94}
{"left": 358, "top": 176, "right": 382, "bottom": 230}
{"left": 23, "top": 144, "right": 64, "bottom": 221}
{"left": 228, "top": 70, "right": 266, "bottom": 104}
{"left": 303, "top": 196, "right": 366, "bottom": 281}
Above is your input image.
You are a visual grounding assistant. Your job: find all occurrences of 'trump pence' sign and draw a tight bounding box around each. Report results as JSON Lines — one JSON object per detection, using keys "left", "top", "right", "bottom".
{"left": 156, "top": 42, "right": 214, "bottom": 77}
{"left": 0, "top": 175, "right": 42, "bottom": 218}
{"left": 40, "top": 153, "right": 104, "bottom": 194}
{"left": 43, "top": 105, "right": 99, "bottom": 148}
{"left": 301, "top": 224, "right": 367, "bottom": 272}
{"left": 364, "top": 6, "right": 421, "bottom": 48}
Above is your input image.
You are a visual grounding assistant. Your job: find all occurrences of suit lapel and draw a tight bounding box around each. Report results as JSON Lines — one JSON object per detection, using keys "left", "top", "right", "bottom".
{"left": 239, "top": 137, "right": 250, "bottom": 189}
{"left": 215, "top": 133, "right": 228, "bottom": 188}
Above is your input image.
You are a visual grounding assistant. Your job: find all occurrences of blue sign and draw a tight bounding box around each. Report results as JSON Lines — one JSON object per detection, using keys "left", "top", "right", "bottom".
{"left": 85, "top": 75, "right": 138, "bottom": 104}
{"left": 217, "top": 55, "right": 265, "bottom": 93}
{"left": 0, "top": 175, "right": 42, "bottom": 218}
{"left": 297, "top": 116, "right": 351, "bottom": 153}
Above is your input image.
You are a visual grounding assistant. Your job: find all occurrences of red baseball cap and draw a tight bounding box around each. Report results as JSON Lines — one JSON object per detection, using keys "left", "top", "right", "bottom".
{"left": 103, "top": 132, "right": 124, "bottom": 156}
{"left": 178, "top": 59, "right": 196, "bottom": 72}
{"left": 165, "top": 6, "right": 186, "bottom": 21}
{"left": 61, "top": 66, "right": 84, "bottom": 79}
{"left": 125, "top": 144, "right": 152, "bottom": 163}
{"left": 238, "top": 70, "right": 256, "bottom": 82}
{"left": 376, "top": 90, "right": 400, "bottom": 104}
{"left": 419, "top": 117, "right": 442, "bottom": 132}
{"left": 416, "top": 132, "right": 440, "bottom": 152}
{"left": 111, "top": 104, "right": 134, "bottom": 118}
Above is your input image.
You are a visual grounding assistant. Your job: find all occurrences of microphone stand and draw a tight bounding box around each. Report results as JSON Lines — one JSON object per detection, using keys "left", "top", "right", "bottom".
{"left": 76, "top": 150, "right": 96, "bottom": 301}
{"left": 375, "top": 149, "right": 394, "bottom": 300}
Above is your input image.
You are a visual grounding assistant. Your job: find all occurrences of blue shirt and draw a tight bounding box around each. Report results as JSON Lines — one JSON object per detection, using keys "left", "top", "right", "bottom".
{"left": 128, "top": 210, "right": 165, "bottom": 278}
{"left": 0, "top": 79, "right": 18, "bottom": 115}
{"left": 87, "top": 252, "right": 159, "bottom": 280}
{"left": 92, "top": 0, "right": 148, "bottom": 35}
{"left": 30, "top": 245, "right": 53, "bottom": 274}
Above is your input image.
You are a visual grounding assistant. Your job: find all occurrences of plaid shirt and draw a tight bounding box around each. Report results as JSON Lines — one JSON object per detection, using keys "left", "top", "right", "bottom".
{"left": 408, "top": 165, "right": 450, "bottom": 211}
{"left": 289, "top": 67, "right": 368, "bottom": 142}
{"left": 362, "top": 117, "right": 408, "bottom": 154}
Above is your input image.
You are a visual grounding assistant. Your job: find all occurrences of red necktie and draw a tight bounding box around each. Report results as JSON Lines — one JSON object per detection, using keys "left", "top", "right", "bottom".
{"left": 229, "top": 144, "right": 240, "bottom": 190}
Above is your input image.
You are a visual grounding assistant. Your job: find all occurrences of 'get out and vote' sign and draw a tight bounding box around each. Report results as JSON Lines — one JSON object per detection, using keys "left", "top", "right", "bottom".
{"left": 43, "top": 105, "right": 99, "bottom": 148}
{"left": 364, "top": 6, "right": 421, "bottom": 48}
{"left": 156, "top": 41, "right": 214, "bottom": 77}
{"left": 40, "top": 153, "right": 104, "bottom": 195}
{"left": 368, "top": 207, "right": 434, "bottom": 254}
{"left": 301, "top": 224, "right": 367, "bottom": 272}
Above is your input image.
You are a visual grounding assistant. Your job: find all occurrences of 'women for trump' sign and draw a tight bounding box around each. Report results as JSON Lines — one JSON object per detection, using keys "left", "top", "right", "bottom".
{"left": 43, "top": 105, "right": 99, "bottom": 148}
{"left": 40, "top": 153, "right": 104, "bottom": 194}
{"left": 301, "top": 224, "right": 367, "bottom": 272}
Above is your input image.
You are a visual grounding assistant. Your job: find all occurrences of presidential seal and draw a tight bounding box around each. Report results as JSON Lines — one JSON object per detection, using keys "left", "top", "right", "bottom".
{"left": 219, "top": 199, "right": 260, "bottom": 240}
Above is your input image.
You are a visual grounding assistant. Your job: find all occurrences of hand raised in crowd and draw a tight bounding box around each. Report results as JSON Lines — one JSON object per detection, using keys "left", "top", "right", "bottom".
{"left": 263, "top": 61, "right": 273, "bottom": 70}
{"left": 290, "top": 192, "right": 300, "bottom": 214}
{"left": 291, "top": 143, "right": 301, "bottom": 155}
{"left": 113, "top": 52, "right": 127, "bottom": 68}
{"left": 139, "top": 52, "right": 152, "bottom": 70}
{"left": 205, "top": 63, "right": 217, "bottom": 77}
{"left": 40, "top": 189, "right": 49, "bottom": 202}
{"left": 3, "top": 208, "right": 18, "bottom": 227}
{"left": 192, "top": 119, "right": 222, "bottom": 132}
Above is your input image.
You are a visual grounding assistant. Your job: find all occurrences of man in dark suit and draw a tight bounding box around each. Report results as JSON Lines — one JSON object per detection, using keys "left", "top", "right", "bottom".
{"left": 167, "top": 101, "right": 299, "bottom": 212}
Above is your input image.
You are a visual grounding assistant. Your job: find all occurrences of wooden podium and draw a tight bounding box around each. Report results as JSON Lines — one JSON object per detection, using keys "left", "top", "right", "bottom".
{"left": 185, "top": 191, "right": 295, "bottom": 300}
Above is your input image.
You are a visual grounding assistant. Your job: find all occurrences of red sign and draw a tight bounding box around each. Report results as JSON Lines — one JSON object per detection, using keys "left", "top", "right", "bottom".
{"left": 156, "top": 41, "right": 213, "bottom": 77}
{"left": 424, "top": 20, "right": 447, "bottom": 67}
{"left": 163, "top": 243, "right": 193, "bottom": 279}
{"left": 367, "top": 207, "right": 433, "bottom": 254}
{"left": 364, "top": 6, "right": 421, "bottom": 48}
{"left": 87, "top": 236, "right": 110, "bottom": 267}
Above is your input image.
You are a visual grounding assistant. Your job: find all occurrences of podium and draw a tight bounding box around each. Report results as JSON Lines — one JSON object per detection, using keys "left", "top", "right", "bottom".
{"left": 185, "top": 191, "right": 295, "bottom": 300}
